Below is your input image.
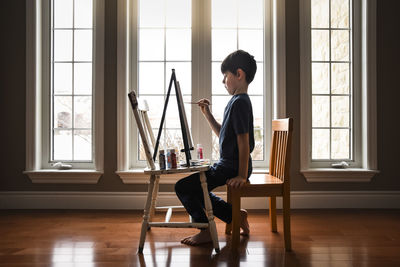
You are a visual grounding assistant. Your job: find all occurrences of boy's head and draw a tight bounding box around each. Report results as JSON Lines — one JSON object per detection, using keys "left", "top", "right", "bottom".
{"left": 221, "top": 50, "right": 257, "bottom": 84}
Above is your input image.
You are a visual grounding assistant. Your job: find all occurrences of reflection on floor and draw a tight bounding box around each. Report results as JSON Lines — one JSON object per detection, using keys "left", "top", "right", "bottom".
{"left": 1, "top": 210, "right": 400, "bottom": 266}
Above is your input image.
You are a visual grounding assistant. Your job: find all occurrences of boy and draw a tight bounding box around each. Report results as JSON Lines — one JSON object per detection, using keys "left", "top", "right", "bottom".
{"left": 175, "top": 50, "right": 256, "bottom": 246}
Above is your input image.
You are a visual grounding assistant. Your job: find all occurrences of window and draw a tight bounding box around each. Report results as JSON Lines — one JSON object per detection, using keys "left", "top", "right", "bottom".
{"left": 136, "top": 0, "right": 192, "bottom": 163}
{"left": 211, "top": 0, "right": 265, "bottom": 161}
{"left": 25, "top": 0, "right": 104, "bottom": 183}
{"left": 51, "top": 0, "right": 94, "bottom": 163}
{"left": 117, "top": 0, "right": 286, "bottom": 180}
{"left": 300, "top": 0, "right": 378, "bottom": 181}
{"left": 128, "top": 0, "right": 270, "bottom": 169}
{"left": 310, "top": 0, "right": 353, "bottom": 162}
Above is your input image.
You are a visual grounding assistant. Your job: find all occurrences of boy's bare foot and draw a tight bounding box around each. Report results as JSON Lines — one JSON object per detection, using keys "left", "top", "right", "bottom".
{"left": 181, "top": 229, "right": 212, "bottom": 246}
{"left": 240, "top": 209, "right": 250, "bottom": 236}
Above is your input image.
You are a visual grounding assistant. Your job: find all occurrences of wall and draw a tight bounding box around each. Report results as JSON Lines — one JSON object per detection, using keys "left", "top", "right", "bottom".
{"left": 1, "top": 0, "right": 399, "bottom": 195}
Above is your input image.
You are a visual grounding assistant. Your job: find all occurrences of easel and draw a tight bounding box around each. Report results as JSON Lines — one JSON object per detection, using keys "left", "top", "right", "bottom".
{"left": 153, "top": 69, "right": 193, "bottom": 167}
{"left": 128, "top": 69, "right": 220, "bottom": 254}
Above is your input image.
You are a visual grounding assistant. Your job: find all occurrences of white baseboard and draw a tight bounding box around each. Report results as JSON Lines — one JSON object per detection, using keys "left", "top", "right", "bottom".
{"left": 1, "top": 191, "right": 399, "bottom": 210}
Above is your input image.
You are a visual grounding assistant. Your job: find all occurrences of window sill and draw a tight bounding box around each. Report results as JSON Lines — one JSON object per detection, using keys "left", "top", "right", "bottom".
{"left": 117, "top": 168, "right": 269, "bottom": 184}
{"left": 301, "top": 168, "right": 379, "bottom": 182}
{"left": 24, "top": 170, "right": 103, "bottom": 184}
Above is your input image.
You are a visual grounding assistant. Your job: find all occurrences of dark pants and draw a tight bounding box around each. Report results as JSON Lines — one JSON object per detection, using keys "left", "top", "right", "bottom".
{"left": 174, "top": 163, "right": 238, "bottom": 224}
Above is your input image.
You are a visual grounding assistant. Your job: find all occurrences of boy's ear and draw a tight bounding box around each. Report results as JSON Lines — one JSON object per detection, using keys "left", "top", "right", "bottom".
{"left": 236, "top": 68, "right": 246, "bottom": 80}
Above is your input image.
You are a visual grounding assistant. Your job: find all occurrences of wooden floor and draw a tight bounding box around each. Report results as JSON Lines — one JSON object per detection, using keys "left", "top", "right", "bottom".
{"left": 1, "top": 210, "right": 400, "bottom": 267}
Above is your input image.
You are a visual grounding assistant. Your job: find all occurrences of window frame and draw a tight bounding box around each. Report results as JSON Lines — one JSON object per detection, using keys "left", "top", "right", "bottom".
{"left": 117, "top": 0, "right": 287, "bottom": 183}
{"left": 25, "top": 0, "right": 104, "bottom": 183}
{"left": 300, "top": 0, "right": 379, "bottom": 182}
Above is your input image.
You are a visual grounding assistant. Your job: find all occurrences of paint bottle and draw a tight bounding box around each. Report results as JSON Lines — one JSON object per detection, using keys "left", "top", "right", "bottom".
{"left": 170, "top": 149, "right": 177, "bottom": 168}
{"left": 159, "top": 150, "right": 166, "bottom": 170}
{"left": 167, "top": 149, "right": 172, "bottom": 169}
{"left": 197, "top": 144, "right": 203, "bottom": 160}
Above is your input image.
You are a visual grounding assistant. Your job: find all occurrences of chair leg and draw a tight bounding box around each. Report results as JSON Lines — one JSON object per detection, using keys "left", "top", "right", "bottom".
{"left": 225, "top": 186, "right": 232, "bottom": 235}
{"left": 282, "top": 194, "right": 292, "bottom": 251}
{"left": 269, "top": 196, "right": 277, "bottom": 232}
{"left": 199, "top": 172, "right": 220, "bottom": 253}
{"left": 231, "top": 190, "right": 241, "bottom": 251}
{"left": 138, "top": 174, "right": 156, "bottom": 253}
{"left": 148, "top": 175, "right": 160, "bottom": 223}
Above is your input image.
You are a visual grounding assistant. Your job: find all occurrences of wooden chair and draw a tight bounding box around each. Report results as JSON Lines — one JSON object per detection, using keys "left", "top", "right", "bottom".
{"left": 128, "top": 91, "right": 220, "bottom": 254}
{"left": 225, "top": 118, "right": 293, "bottom": 251}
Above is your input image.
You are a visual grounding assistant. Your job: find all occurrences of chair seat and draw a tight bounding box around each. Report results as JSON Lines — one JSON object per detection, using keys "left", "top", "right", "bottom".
{"left": 248, "top": 173, "right": 283, "bottom": 185}
{"left": 232, "top": 173, "right": 284, "bottom": 197}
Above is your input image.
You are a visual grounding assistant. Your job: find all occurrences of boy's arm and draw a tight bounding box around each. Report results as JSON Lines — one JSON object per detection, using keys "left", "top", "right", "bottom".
{"left": 198, "top": 99, "right": 221, "bottom": 137}
{"left": 227, "top": 133, "right": 250, "bottom": 188}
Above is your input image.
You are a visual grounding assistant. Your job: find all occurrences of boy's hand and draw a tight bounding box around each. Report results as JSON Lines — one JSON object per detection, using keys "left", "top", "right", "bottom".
{"left": 197, "top": 98, "right": 211, "bottom": 115}
{"left": 227, "top": 176, "right": 247, "bottom": 189}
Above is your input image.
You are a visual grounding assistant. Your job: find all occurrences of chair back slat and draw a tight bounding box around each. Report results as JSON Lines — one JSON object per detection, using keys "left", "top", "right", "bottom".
{"left": 269, "top": 119, "right": 293, "bottom": 182}
{"left": 128, "top": 91, "right": 156, "bottom": 170}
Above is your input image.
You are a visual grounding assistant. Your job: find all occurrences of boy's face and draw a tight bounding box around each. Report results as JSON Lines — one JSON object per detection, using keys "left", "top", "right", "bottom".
{"left": 222, "top": 71, "right": 240, "bottom": 95}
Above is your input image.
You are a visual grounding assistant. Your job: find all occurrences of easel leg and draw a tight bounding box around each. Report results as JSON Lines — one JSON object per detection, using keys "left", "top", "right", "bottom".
{"left": 138, "top": 174, "right": 156, "bottom": 253}
{"left": 149, "top": 175, "right": 160, "bottom": 224}
{"left": 199, "top": 171, "right": 220, "bottom": 253}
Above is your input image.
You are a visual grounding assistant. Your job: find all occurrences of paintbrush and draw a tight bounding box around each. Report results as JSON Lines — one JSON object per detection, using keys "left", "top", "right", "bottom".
{"left": 184, "top": 102, "right": 212, "bottom": 105}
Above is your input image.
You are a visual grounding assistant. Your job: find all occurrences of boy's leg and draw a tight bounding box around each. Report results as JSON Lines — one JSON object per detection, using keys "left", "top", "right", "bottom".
{"left": 175, "top": 165, "right": 250, "bottom": 245}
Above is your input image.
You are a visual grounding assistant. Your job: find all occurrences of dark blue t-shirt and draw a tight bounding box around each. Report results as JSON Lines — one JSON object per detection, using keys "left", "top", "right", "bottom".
{"left": 217, "top": 94, "right": 254, "bottom": 177}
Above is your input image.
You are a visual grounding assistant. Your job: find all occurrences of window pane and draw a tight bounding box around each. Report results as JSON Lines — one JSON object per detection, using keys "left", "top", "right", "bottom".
{"left": 312, "top": 129, "right": 330, "bottom": 159}
{"left": 139, "top": 29, "right": 164, "bottom": 61}
{"left": 74, "top": 0, "right": 93, "bottom": 28}
{"left": 251, "top": 63, "right": 263, "bottom": 95}
{"left": 212, "top": 134, "right": 219, "bottom": 160}
{"left": 54, "top": 129, "right": 73, "bottom": 160}
{"left": 312, "top": 96, "right": 330, "bottom": 127}
{"left": 252, "top": 128, "right": 264, "bottom": 160}
{"left": 331, "top": 96, "right": 349, "bottom": 127}
{"left": 54, "top": 63, "right": 72, "bottom": 95}
{"left": 238, "top": 30, "right": 264, "bottom": 61}
{"left": 311, "top": 0, "right": 329, "bottom": 28}
{"left": 74, "top": 63, "right": 92, "bottom": 95}
{"left": 139, "top": 0, "right": 165, "bottom": 28}
{"left": 212, "top": 0, "right": 237, "bottom": 28}
{"left": 166, "top": 29, "right": 191, "bottom": 61}
{"left": 74, "top": 96, "right": 92, "bottom": 128}
{"left": 211, "top": 96, "right": 231, "bottom": 122}
{"left": 54, "top": 30, "right": 73, "bottom": 61}
{"left": 166, "top": 95, "right": 191, "bottom": 129}
{"left": 312, "top": 63, "right": 330, "bottom": 94}
{"left": 331, "top": 0, "right": 349, "bottom": 28}
{"left": 165, "top": 62, "right": 192, "bottom": 96}
{"left": 138, "top": 95, "right": 165, "bottom": 130}
{"left": 331, "top": 63, "right": 350, "bottom": 94}
{"left": 331, "top": 30, "right": 349, "bottom": 61}
{"left": 312, "top": 30, "right": 329, "bottom": 61}
{"left": 331, "top": 129, "right": 349, "bottom": 159}
{"left": 212, "top": 29, "right": 237, "bottom": 61}
{"left": 54, "top": 0, "right": 73, "bottom": 28}
{"left": 250, "top": 96, "right": 263, "bottom": 129}
{"left": 74, "top": 130, "right": 92, "bottom": 160}
{"left": 164, "top": 129, "right": 186, "bottom": 161}
{"left": 54, "top": 96, "right": 72, "bottom": 128}
{"left": 212, "top": 62, "right": 226, "bottom": 95}
{"left": 166, "top": 0, "right": 191, "bottom": 28}
{"left": 74, "top": 30, "right": 92, "bottom": 61}
{"left": 238, "top": 0, "right": 263, "bottom": 28}
{"left": 139, "top": 62, "right": 164, "bottom": 95}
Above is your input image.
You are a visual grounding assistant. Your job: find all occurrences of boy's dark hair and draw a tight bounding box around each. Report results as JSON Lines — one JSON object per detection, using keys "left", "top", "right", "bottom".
{"left": 221, "top": 50, "right": 257, "bottom": 84}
